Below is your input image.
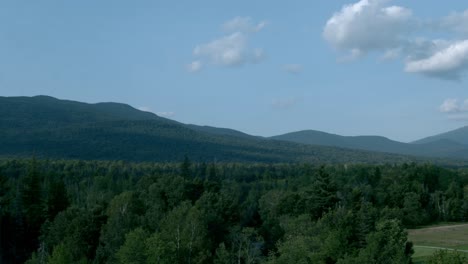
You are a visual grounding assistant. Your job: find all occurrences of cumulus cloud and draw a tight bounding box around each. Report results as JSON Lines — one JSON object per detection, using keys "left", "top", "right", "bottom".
{"left": 324, "top": 1, "right": 468, "bottom": 80}
{"left": 186, "top": 61, "right": 202, "bottom": 73}
{"left": 439, "top": 99, "right": 468, "bottom": 121}
{"left": 405, "top": 40, "right": 468, "bottom": 80}
{"left": 323, "top": 0, "right": 413, "bottom": 56}
{"left": 223, "top": 17, "right": 267, "bottom": 33}
{"left": 193, "top": 32, "right": 264, "bottom": 67}
{"left": 271, "top": 97, "right": 298, "bottom": 110}
{"left": 190, "top": 17, "right": 266, "bottom": 70}
{"left": 440, "top": 99, "right": 461, "bottom": 113}
{"left": 439, "top": 98, "right": 468, "bottom": 113}
{"left": 283, "top": 64, "right": 303, "bottom": 74}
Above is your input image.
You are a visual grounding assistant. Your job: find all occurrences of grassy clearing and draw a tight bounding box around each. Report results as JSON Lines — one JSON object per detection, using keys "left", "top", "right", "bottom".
{"left": 408, "top": 223, "right": 468, "bottom": 263}
{"left": 412, "top": 247, "right": 439, "bottom": 264}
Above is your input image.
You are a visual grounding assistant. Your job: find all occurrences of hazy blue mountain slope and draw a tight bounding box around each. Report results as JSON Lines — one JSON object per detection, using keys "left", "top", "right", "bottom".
{"left": 271, "top": 130, "right": 468, "bottom": 159}
{"left": 413, "top": 126, "right": 468, "bottom": 145}
{"left": 0, "top": 96, "right": 421, "bottom": 164}
{"left": 185, "top": 124, "right": 260, "bottom": 139}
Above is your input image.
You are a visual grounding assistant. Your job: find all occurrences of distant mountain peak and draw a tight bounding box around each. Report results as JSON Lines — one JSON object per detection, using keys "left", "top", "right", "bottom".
{"left": 413, "top": 126, "right": 468, "bottom": 145}
{"left": 271, "top": 128, "right": 468, "bottom": 160}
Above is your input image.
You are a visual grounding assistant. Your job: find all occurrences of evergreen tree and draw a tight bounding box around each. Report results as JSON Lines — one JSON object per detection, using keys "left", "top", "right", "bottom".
{"left": 208, "top": 163, "right": 217, "bottom": 181}
{"left": 204, "top": 163, "right": 221, "bottom": 193}
{"left": 306, "top": 166, "right": 338, "bottom": 219}
{"left": 46, "top": 178, "right": 69, "bottom": 220}
{"left": 21, "top": 159, "right": 45, "bottom": 255}
{"left": 181, "top": 155, "right": 192, "bottom": 179}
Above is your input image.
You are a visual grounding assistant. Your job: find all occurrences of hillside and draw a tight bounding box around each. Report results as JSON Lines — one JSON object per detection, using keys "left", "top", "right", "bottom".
{"left": 185, "top": 124, "right": 259, "bottom": 139}
{"left": 0, "top": 96, "right": 422, "bottom": 164}
{"left": 413, "top": 126, "right": 468, "bottom": 145}
{"left": 271, "top": 130, "right": 468, "bottom": 159}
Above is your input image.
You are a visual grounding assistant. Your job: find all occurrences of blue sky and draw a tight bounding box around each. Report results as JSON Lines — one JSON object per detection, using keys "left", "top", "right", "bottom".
{"left": 1, "top": 0, "right": 468, "bottom": 142}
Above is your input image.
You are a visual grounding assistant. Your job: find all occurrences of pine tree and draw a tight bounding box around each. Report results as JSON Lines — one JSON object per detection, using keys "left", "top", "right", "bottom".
{"left": 306, "top": 166, "right": 338, "bottom": 219}
{"left": 46, "top": 178, "right": 69, "bottom": 220}
{"left": 21, "top": 158, "right": 45, "bottom": 254}
{"left": 209, "top": 163, "right": 216, "bottom": 180}
{"left": 181, "top": 155, "right": 192, "bottom": 179}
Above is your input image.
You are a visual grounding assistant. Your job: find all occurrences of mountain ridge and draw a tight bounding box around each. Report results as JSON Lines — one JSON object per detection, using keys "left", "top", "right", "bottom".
{"left": 0, "top": 95, "right": 422, "bottom": 164}
{"left": 413, "top": 126, "right": 468, "bottom": 145}
{"left": 1, "top": 95, "right": 467, "bottom": 165}
{"left": 270, "top": 129, "right": 468, "bottom": 159}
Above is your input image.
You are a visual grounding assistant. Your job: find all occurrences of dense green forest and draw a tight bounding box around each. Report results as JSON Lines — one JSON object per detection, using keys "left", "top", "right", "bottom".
{"left": 1, "top": 158, "right": 467, "bottom": 263}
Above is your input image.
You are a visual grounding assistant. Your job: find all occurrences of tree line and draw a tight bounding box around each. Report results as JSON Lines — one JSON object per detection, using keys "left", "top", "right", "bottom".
{"left": 0, "top": 158, "right": 467, "bottom": 263}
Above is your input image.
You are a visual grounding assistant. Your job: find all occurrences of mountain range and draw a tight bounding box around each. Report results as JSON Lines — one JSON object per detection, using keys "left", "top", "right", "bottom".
{"left": 270, "top": 130, "right": 468, "bottom": 160}
{"left": 2, "top": 95, "right": 468, "bottom": 165}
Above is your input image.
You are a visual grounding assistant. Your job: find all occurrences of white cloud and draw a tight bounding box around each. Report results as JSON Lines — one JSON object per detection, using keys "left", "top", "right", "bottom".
{"left": 439, "top": 99, "right": 468, "bottom": 122}
{"left": 283, "top": 64, "right": 303, "bottom": 74}
{"left": 323, "top": 0, "right": 413, "bottom": 56}
{"left": 190, "top": 17, "right": 266, "bottom": 69}
{"left": 194, "top": 33, "right": 249, "bottom": 67}
{"left": 156, "top": 111, "right": 176, "bottom": 118}
{"left": 403, "top": 39, "right": 452, "bottom": 62}
{"left": 186, "top": 61, "right": 202, "bottom": 73}
{"left": 439, "top": 99, "right": 460, "bottom": 113}
{"left": 405, "top": 40, "right": 468, "bottom": 79}
{"left": 439, "top": 98, "right": 468, "bottom": 114}
{"left": 271, "top": 97, "right": 298, "bottom": 110}
{"left": 323, "top": 1, "right": 468, "bottom": 80}
{"left": 223, "top": 17, "right": 267, "bottom": 33}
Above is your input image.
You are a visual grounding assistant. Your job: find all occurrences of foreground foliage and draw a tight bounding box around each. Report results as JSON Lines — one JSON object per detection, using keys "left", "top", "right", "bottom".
{"left": 0, "top": 159, "right": 467, "bottom": 263}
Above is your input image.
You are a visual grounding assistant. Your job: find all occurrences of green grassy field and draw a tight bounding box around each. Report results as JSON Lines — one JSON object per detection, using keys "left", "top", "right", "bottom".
{"left": 408, "top": 223, "right": 468, "bottom": 263}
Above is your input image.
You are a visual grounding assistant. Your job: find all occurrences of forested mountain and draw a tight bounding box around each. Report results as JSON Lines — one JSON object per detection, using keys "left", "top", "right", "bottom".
{"left": 271, "top": 130, "right": 468, "bottom": 160}
{"left": 3, "top": 95, "right": 468, "bottom": 165}
{"left": 413, "top": 126, "right": 468, "bottom": 145}
{"left": 185, "top": 124, "right": 259, "bottom": 139}
{"left": 0, "top": 96, "right": 423, "bottom": 164}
